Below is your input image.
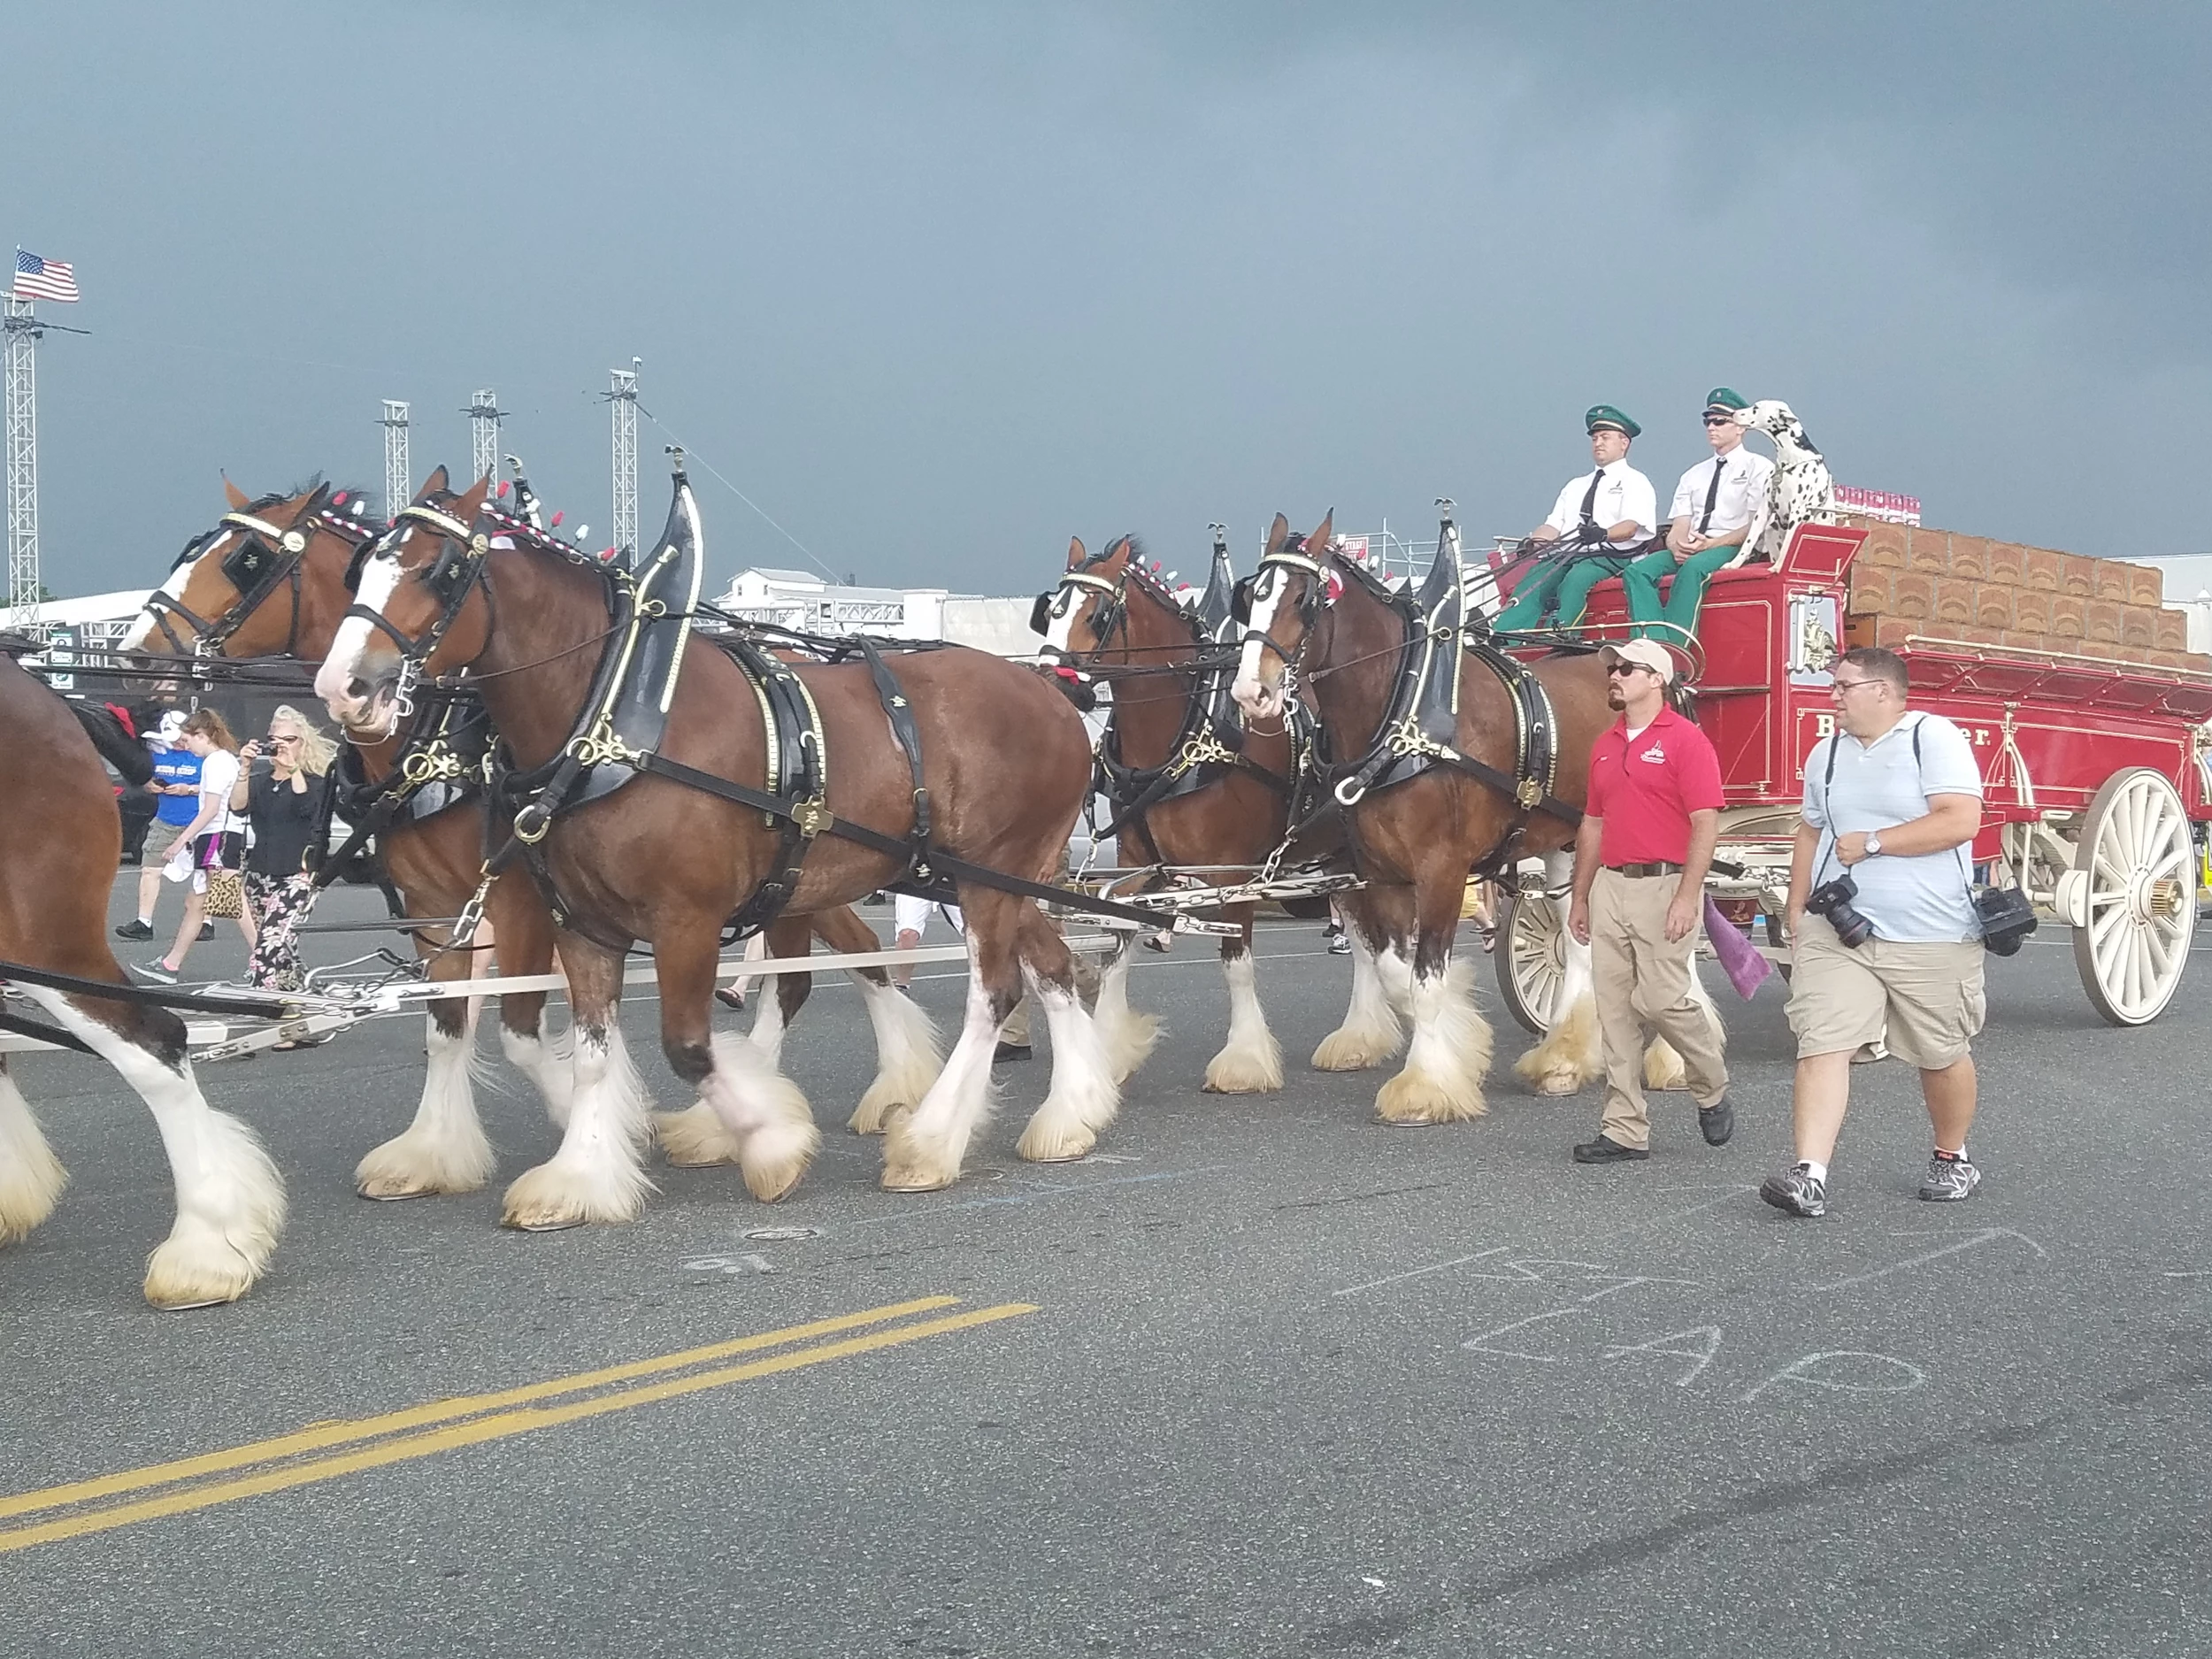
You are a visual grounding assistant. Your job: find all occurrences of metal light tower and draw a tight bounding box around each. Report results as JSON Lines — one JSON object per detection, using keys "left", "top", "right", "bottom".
{"left": 466, "top": 389, "right": 504, "bottom": 486}
{"left": 380, "top": 400, "right": 411, "bottom": 520}
{"left": 609, "top": 358, "right": 640, "bottom": 560}
{"left": 4, "top": 298, "right": 42, "bottom": 624}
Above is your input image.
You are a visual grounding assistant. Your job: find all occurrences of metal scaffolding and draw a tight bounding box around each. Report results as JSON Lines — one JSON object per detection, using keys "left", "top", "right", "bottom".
{"left": 609, "top": 359, "right": 639, "bottom": 559}
{"left": 4, "top": 298, "right": 42, "bottom": 624}
{"left": 466, "top": 389, "right": 504, "bottom": 486}
{"left": 380, "top": 400, "right": 411, "bottom": 521}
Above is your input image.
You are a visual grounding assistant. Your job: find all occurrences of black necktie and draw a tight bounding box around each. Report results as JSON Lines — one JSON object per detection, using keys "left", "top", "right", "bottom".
{"left": 1579, "top": 467, "right": 1604, "bottom": 534}
{"left": 1698, "top": 457, "right": 1725, "bottom": 534}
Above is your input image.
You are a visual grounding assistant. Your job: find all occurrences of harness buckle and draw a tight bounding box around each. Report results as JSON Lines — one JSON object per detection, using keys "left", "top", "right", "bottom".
{"left": 512, "top": 801, "right": 553, "bottom": 844}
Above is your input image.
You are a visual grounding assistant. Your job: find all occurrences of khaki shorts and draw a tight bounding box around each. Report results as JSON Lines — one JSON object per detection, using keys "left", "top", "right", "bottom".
{"left": 144, "top": 821, "right": 193, "bottom": 863}
{"left": 1786, "top": 914, "right": 1985, "bottom": 1069}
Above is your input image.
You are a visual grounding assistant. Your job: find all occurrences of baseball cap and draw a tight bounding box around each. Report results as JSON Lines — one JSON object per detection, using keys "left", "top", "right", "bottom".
{"left": 1602, "top": 639, "right": 1676, "bottom": 683}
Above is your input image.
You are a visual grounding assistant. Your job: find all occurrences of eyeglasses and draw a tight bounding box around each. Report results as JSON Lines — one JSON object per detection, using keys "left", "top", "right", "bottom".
{"left": 267, "top": 733, "right": 300, "bottom": 743}
{"left": 1830, "top": 678, "right": 1880, "bottom": 694}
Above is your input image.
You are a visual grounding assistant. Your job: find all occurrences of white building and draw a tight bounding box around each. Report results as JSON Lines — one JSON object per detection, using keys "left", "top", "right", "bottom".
{"left": 0, "top": 588, "right": 152, "bottom": 647}
{"left": 715, "top": 568, "right": 1039, "bottom": 657}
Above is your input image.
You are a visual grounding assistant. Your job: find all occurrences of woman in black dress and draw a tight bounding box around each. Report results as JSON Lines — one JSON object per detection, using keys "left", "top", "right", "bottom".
{"left": 230, "top": 704, "right": 336, "bottom": 1001}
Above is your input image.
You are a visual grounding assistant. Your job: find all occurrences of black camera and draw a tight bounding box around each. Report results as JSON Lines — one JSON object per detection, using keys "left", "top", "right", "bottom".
{"left": 1805, "top": 872, "right": 1877, "bottom": 949}
{"left": 1973, "top": 884, "right": 2038, "bottom": 956}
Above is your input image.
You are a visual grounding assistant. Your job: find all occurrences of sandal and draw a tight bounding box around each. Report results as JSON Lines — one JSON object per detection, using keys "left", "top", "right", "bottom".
{"left": 714, "top": 986, "right": 747, "bottom": 1010}
{"left": 1479, "top": 925, "right": 1497, "bottom": 954}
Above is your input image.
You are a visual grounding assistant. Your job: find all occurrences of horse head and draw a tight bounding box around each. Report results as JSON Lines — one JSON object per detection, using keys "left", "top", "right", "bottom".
{"left": 129, "top": 477, "right": 381, "bottom": 659}
{"left": 315, "top": 472, "right": 493, "bottom": 738}
{"left": 1230, "top": 510, "right": 1333, "bottom": 723}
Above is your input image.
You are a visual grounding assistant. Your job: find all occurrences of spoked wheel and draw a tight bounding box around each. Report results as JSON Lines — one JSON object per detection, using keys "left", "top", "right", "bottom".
{"left": 2070, "top": 767, "right": 2196, "bottom": 1026}
{"left": 1496, "top": 887, "right": 1569, "bottom": 1035}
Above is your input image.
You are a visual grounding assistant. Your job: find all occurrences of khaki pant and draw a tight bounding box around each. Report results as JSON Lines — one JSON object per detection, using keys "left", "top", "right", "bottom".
{"left": 1591, "top": 867, "right": 1728, "bottom": 1148}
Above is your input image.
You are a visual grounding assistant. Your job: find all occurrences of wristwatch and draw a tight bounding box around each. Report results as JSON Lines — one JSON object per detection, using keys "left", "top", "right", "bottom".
{"left": 1863, "top": 833, "right": 1884, "bottom": 856}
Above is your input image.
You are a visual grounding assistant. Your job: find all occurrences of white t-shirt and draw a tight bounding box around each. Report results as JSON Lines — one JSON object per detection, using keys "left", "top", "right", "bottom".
{"left": 1801, "top": 711, "right": 1983, "bottom": 942}
{"left": 1542, "top": 461, "right": 1657, "bottom": 544}
{"left": 1668, "top": 448, "right": 1777, "bottom": 544}
{"left": 196, "top": 749, "right": 248, "bottom": 838}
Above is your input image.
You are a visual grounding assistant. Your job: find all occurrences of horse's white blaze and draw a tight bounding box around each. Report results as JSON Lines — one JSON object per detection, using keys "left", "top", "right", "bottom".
{"left": 1042, "top": 592, "right": 1079, "bottom": 657}
{"left": 1204, "top": 951, "right": 1283, "bottom": 1093}
{"left": 1015, "top": 977, "right": 1119, "bottom": 1163}
{"left": 1231, "top": 575, "right": 1286, "bottom": 718}
{"left": 697, "top": 1033, "right": 818, "bottom": 1202}
{"left": 27, "top": 988, "right": 286, "bottom": 1307}
{"left": 1090, "top": 939, "right": 1161, "bottom": 1085}
{"left": 1375, "top": 956, "right": 1492, "bottom": 1125}
{"left": 354, "top": 1011, "right": 495, "bottom": 1197}
{"left": 848, "top": 974, "right": 943, "bottom": 1135}
{"left": 500, "top": 1023, "right": 655, "bottom": 1229}
{"left": 882, "top": 935, "right": 1001, "bottom": 1190}
{"left": 123, "top": 542, "right": 227, "bottom": 651}
{"left": 500, "top": 1021, "right": 573, "bottom": 1129}
{"left": 0, "top": 1062, "right": 67, "bottom": 1244}
{"left": 1312, "top": 926, "right": 1403, "bottom": 1070}
{"left": 312, "top": 551, "right": 404, "bottom": 723}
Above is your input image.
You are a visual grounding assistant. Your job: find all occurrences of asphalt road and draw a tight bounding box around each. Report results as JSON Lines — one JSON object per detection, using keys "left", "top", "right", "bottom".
{"left": 2, "top": 880, "right": 2207, "bottom": 1656}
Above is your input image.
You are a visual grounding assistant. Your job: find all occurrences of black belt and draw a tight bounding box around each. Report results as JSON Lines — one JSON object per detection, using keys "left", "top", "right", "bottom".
{"left": 1607, "top": 861, "right": 1685, "bottom": 878}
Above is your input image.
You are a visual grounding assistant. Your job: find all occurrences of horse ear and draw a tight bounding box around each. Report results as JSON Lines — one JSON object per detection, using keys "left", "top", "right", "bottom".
{"left": 1265, "top": 513, "right": 1289, "bottom": 555}
{"left": 1066, "top": 536, "right": 1086, "bottom": 570}
{"left": 1310, "top": 509, "right": 1334, "bottom": 549}
{"left": 223, "top": 476, "right": 250, "bottom": 510}
{"left": 413, "top": 465, "right": 451, "bottom": 503}
{"left": 1102, "top": 535, "right": 1132, "bottom": 569}
{"left": 450, "top": 475, "right": 492, "bottom": 520}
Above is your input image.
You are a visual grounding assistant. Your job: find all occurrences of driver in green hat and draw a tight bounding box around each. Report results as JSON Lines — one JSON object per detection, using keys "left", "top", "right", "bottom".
{"left": 1494, "top": 406, "right": 1656, "bottom": 634}
{"left": 1622, "top": 388, "right": 1775, "bottom": 641}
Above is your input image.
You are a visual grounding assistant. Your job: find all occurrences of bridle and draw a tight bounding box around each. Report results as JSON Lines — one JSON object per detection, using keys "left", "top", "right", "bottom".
{"left": 340, "top": 502, "right": 497, "bottom": 721}
{"left": 1235, "top": 535, "right": 1331, "bottom": 676}
{"left": 1030, "top": 566, "right": 1129, "bottom": 671}
{"left": 141, "top": 490, "right": 377, "bottom": 657}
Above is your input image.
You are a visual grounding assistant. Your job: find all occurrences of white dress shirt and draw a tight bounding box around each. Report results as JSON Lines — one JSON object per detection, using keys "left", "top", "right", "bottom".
{"left": 1542, "top": 460, "right": 1658, "bottom": 544}
{"left": 1668, "top": 446, "right": 1776, "bottom": 562}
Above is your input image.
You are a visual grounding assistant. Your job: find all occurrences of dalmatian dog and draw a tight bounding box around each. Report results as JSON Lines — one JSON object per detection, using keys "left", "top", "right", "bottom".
{"left": 1734, "top": 400, "right": 1836, "bottom": 564}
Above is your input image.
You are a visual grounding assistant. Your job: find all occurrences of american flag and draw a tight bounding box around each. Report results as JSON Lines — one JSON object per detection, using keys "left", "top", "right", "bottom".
{"left": 12, "top": 250, "right": 80, "bottom": 303}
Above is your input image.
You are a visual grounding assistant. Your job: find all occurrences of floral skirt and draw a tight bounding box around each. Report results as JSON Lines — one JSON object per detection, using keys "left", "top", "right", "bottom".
{"left": 244, "top": 872, "right": 319, "bottom": 992}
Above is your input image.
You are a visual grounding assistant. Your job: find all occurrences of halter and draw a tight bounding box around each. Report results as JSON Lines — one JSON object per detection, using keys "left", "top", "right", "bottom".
{"left": 140, "top": 492, "right": 375, "bottom": 657}
{"left": 1234, "top": 536, "right": 1330, "bottom": 672}
{"left": 340, "top": 503, "right": 495, "bottom": 716}
{"left": 1030, "top": 567, "right": 1130, "bottom": 669}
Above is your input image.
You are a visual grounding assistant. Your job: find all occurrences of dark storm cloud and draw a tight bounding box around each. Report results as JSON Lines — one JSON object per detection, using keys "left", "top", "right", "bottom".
{"left": 5, "top": 3, "right": 2205, "bottom": 598}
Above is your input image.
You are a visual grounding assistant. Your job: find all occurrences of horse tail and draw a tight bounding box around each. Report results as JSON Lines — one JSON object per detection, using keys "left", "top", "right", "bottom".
{"left": 69, "top": 700, "right": 156, "bottom": 787}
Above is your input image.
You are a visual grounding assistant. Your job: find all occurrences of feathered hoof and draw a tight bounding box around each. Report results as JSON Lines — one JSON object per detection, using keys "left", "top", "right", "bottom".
{"left": 1513, "top": 1051, "right": 1594, "bottom": 1098}
{"left": 1014, "top": 1117, "right": 1096, "bottom": 1164}
{"left": 1642, "top": 1039, "right": 1688, "bottom": 1092}
{"left": 1202, "top": 1045, "right": 1285, "bottom": 1094}
{"left": 879, "top": 1119, "right": 961, "bottom": 1191}
{"left": 0, "top": 1159, "right": 66, "bottom": 1246}
{"left": 1374, "top": 1067, "right": 1487, "bottom": 1125}
{"left": 849, "top": 1066, "right": 931, "bottom": 1135}
{"left": 142, "top": 1225, "right": 267, "bottom": 1310}
{"left": 1099, "top": 1010, "right": 1162, "bottom": 1086}
{"left": 500, "top": 1159, "right": 649, "bottom": 1230}
{"left": 741, "top": 1119, "right": 819, "bottom": 1202}
{"left": 654, "top": 1102, "right": 745, "bottom": 1167}
{"left": 1311, "top": 1027, "right": 1400, "bottom": 1071}
{"left": 353, "top": 1133, "right": 492, "bottom": 1200}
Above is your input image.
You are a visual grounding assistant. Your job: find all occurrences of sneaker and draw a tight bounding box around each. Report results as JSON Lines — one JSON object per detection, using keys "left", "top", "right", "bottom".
{"left": 1325, "top": 926, "right": 1352, "bottom": 956}
{"left": 132, "top": 959, "right": 180, "bottom": 986}
{"left": 1697, "top": 1097, "right": 1735, "bottom": 1147}
{"left": 113, "top": 918, "right": 155, "bottom": 941}
{"left": 1571, "top": 1133, "right": 1649, "bottom": 1164}
{"left": 197, "top": 920, "right": 217, "bottom": 942}
{"left": 1759, "top": 1164, "right": 1828, "bottom": 1217}
{"left": 1917, "top": 1155, "right": 1982, "bottom": 1202}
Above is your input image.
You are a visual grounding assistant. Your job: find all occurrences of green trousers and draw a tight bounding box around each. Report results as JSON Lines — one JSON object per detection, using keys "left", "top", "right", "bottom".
{"left": 1493, "top": 553, "right": 1626, "bottom": 633}
{"left": 1622, "top": 543, "right": 1742, "bottom": 641}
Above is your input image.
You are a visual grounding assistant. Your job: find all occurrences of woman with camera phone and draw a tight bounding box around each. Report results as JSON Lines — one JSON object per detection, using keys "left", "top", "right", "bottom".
{"left": 1765, "top": 647, "right": 1986, "bottom": 1218}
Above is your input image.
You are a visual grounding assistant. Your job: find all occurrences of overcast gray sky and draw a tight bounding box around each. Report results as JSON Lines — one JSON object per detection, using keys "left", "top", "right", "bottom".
{"left": 9, "top": 2, "right": 2207, "bottom": 597}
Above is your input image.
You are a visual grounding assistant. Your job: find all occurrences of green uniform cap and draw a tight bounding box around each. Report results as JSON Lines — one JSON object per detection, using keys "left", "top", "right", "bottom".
{"left": 1703, "top": 387, "right": 1748, "bottom": 413}
{"left": 1585, "top": 404, "right": 1640, "bottom": 439}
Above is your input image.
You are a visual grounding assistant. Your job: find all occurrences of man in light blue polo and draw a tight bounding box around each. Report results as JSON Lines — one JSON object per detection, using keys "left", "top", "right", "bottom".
{"left": 1764, "top": 647, "right": 1987, "bottom": 1219}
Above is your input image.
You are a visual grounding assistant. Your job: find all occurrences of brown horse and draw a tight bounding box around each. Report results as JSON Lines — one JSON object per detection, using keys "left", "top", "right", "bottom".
{"left": 1039, "top": 533, "right": 1357, "bottom": 1091}
{"left": 129, "top": 478, "right": 939, "bottom": 1201}
{"left": 1231, "top": 512, "right": 1616, "bottom": 1123}
{"left": 0, "top": 653, "right": 286, "bottom": 1305}
{"left": 316, "top": 473, "right": 1110, "bottom": 1218}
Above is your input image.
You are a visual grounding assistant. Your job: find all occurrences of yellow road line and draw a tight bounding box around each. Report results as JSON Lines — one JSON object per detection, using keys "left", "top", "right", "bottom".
{"left": 0, "top": 1294, "right": 959, "bottom": 1524}
{"left": 0, "top": 1302, "right": 1036, "bottom": 1556}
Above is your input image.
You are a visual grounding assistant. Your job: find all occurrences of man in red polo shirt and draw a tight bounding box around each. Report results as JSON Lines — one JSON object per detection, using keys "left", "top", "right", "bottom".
{"left": 1565, "top": 638, "right": 1732, "bottom": 1162}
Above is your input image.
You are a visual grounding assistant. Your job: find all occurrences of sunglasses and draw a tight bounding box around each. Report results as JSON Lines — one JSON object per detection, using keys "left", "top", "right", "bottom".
{"left": 266, "top": 733, "right": 300, "bottom": 742}
{"left": 1606, "top": 662, "right": 1654, "bottom": 677}
{"left": 1702, "top": 415, "right": 1734, "bottom": 426}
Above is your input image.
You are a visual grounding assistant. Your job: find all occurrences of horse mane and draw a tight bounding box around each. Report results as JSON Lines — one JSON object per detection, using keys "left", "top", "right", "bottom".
{"left": 1328, "top": 541, "right": 1409, "bottom": 613}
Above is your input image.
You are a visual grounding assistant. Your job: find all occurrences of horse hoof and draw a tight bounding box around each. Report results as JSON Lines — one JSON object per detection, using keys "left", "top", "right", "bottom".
{"left": 879, "top": 1165, "right": 959, "bottom": 1193}
{"left": 142, "top": 1249, "right": 253, "bottom": 1310}
{"left": 740, "top": 1123, "right": 818, "bottom": 1202}
{"left": 356, "top": 1184, "right": 442, "bottom": 1202}
{"left": 653, "top": 1104, "right": 744, "bottom": 1168}
{"left": 1311, "top": 1030, "right": 1396, "bottom": 1071}
{"left": 510, "top": 1214, "right": 588, "bottom": 1233}
{"left": 1374, "top": 1071, "right": 1486, "bottom": 1125}
{"left": 1203, "top": 1050, "right": 1286, "bottom": 1094}
{"left": 1516, "top": 1064, "right": 1588, "bottom": 1098}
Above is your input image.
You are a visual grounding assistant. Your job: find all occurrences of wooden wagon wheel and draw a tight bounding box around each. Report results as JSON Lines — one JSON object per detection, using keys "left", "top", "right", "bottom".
{"left": 2066, "top": 767, "right": 2196, "bottom": 1027}
{"left": 1495, "top": 887, "right": 1567, "bottom": 1034}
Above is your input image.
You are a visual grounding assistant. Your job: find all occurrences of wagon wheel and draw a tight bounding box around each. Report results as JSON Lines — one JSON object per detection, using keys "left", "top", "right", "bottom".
{"left": 2070, "top": 767, "right": 2196, "bottom": 1027}
{"left": 1495, "top": 887, "right": 1568, "bottom": 1034}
